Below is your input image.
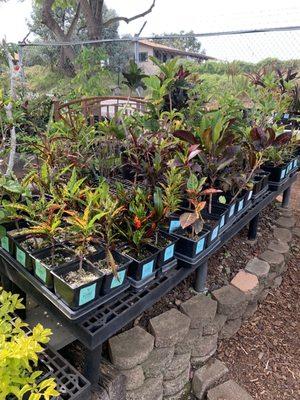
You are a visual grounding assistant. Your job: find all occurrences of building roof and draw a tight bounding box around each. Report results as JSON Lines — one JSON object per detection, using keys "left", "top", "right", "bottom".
{"left": 138, "top": 39, "right": 215, "bottom": 60}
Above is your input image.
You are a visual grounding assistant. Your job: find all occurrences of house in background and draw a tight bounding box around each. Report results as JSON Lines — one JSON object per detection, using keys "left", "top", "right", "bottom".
{"left": 133, "top": 39, "right": 215, "bottom": 74}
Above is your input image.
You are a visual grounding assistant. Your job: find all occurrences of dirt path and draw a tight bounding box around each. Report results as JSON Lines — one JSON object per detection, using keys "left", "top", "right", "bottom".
{"left": 217, "top": 174, "right": 300, "bottom": 400}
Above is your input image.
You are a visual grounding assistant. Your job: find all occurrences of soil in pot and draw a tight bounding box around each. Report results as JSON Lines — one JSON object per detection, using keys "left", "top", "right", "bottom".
{"left": 41, "top": 250, "right": 74, "bottom": 269}
{"left": 63, "top": 267, "right": 99, "bottom": 288}
{"left": 18, "top": 236, "right": 51, "bottom": 253}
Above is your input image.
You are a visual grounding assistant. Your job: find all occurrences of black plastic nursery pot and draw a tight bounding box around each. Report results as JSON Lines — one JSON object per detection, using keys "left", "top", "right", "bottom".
{"left": 123, "top": 244, "right": 159, "bottom": 282}
{"left": 262, "top": 162, "right": 288, "bottom": 183}
{"left": 87, "top": 250, "right": 131, "bottom": 295}
{"left": 202, "top": 204, "right": 229, "bottom": 231}
{"left": 12, "top": 234, "right": 45, "bottom": 271}
{"left": 52, "top": 260, "right": 103, "bottom": 310}
{"left": 152, "top": 231, "right": 179, "bottom": 267}
{"left": 251, "top": 175, "right": 263, "bottom": 195}
{"left": 172, "top": 226, "right": 210, "bottom": 260}
{"left": 32, "top": 245, "right": 77, "bottom": 289}
{"left": 235, "top": 191, "right": 248, "bottom": 214}
{"left": 0, "top": 220, "right": 28, "bottom": 256}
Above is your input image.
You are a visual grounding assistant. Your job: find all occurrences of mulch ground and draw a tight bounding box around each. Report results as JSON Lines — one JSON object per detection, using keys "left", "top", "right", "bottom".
{"left": 217, "top": 229, "right": 300, "bottom": 400}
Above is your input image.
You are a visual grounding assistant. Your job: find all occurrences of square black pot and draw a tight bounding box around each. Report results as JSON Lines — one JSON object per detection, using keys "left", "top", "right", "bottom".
{"left": 202, "top": 204, "right": 229, "bottom": 231}
{"left": 172, "top": 227, "right": 209, "bottom": 259}
{"left": 87, "top": 250, "right": 131, "bottom": 295}
{"left": 152, "top": 231, "right": 179, "bottom": 267}
{"left": 262, "top": 163, "right": 288, "bottom": 182}
{"left": 32, "top": 245, "right": 77, "bottom": 289}
{"left": 53, "top": 261, "right": 103, "bottom": 309}
{"left": 121, "top": 244, "right": 159, "bottom": 281}
{"left": 1, "top": 220, "right": 28, "bottom": 256}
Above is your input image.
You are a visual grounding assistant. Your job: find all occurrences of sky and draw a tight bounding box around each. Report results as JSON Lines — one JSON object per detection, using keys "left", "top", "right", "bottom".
{"left": 0, "top": 0, "right": 300, "bottom": 62}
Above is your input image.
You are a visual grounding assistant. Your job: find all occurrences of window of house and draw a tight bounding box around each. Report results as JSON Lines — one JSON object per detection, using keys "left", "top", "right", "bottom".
{"left": 139, "top": 52, "right": 148, "bottom": 62}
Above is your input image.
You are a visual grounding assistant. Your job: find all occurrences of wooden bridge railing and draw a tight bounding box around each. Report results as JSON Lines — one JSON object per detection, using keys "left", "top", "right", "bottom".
{"left": 53, "top": 96, "right": 148, "bottom": 127}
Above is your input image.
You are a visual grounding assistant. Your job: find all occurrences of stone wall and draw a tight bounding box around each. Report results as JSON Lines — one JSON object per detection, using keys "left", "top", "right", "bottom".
{"left": 96, "top": 206, "right": 297, "bottom": 400}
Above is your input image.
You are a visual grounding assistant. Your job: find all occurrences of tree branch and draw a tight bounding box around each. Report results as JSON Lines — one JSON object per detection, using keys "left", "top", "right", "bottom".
{"left": 66, "top": 2, "right": 81, "bottom": 39}
{"left": 103, "top": 0, "right": 156, "bottom": 27}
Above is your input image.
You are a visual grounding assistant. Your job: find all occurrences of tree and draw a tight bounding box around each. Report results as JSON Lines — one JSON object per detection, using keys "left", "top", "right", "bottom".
{"left": 38, "top": 0, "right": 156, "bottom": 75}
{"left": 153, "top": 30, "right": 204, "bottom": 54}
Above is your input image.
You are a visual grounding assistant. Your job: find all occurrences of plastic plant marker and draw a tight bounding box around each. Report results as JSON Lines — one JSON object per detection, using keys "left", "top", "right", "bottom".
{"left": 1, "top": 236, "right": 9, "bottom": 252}
{"left": 247, "top": 191, "right": 253, "bottom": 201}
{"left": 211, "top": 225, "right": 219, "bottom": 241}
{"left": 142, "top": 260, "right": 154, "bottom": 279}
{"left": 169, "top": 220, "right": 180, "bottom": 233}
{"left": 79, "top": 283, "right": 97, "bottom": 306}
{"left": 196, "top": 237, "right": 205, "bottom": 254}
{"left": 229, "top": 204, "right": 235, "bottom": 218}
{"left": 280, "top": 169, "right": 286, "bottom": 180}
{"left": 238, "top": 200, "right": 244, "bottom": 212}
{"left": 35, "top": 260, "right": 47, "bottom": 283}
{"left": 111, "top": 269, "right": 126, "bottom": 289}
{"left": 284, "top": 113, "right": 289, "bottom": 118}
{"left": 220, "top": 215, "right": 225, "bottom": 228}
{"left": 164, "top": 244, "right": 175, "bottom": 262}
{"left": 16, "top": 247, "right": 26, "bottom": 267}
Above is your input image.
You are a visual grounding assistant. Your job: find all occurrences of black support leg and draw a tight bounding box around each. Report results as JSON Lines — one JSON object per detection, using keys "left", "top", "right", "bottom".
{"left": 248, "top": 213, "right": 260, "bottom": 240}
{"left": 282, "top": 186, "right": 291, "bottom": 208}
{"left": 194, "top": 262, "right": 208, "bottom": 293}
{"left": 84, "top": 344, "right": 102, "bottom": 387}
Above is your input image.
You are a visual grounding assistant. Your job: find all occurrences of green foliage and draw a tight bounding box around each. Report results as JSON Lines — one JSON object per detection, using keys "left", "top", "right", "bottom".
{"left": 0, "top": 288, "right": 59, "bottom": 399}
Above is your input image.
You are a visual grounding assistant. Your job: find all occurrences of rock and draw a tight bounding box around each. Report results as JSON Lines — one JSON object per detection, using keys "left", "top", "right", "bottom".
{"left": 219, "top": 318, "right": 242, "bottom": 339}
{"left": 191, "top": 345, "right": 217, "bottom": 366}
{"left": 126, "top": 376, "right": 163, "bottom": 400}
{"left": 257, "top": 289, "right": 269, "bottom": 303}
{"left": 122, "top": 366, "right": 145, "bottom": 390}
{"left": 293, "top": 227, "right": 300, "bottom": 238}
{"left": 203, "top": 314, "right": 227, "bottom": 336}
{"left": 273, "top": 227, "right": 292, "bottom": 243}
{"left": 109, "top": 327, "right": 154, "bottom": 369}
{"left": 276, "top": 216, "right": 295, "bottom": 229}
{"left": 175, "top": 329, "right": 202, "bottom": 355}
{"left": 278, "top": 207, "right": 293, "bottom": 217}
{"left": 100, "top": 359, "right": 126, "bottom": 400}
{"left": 91, "top": 386, "right": 110, "bottom": 400}
{"left": 180, "top": 294, "right": 217, "bottom": 329}
{"left": 142, "top": 347, "right": 174, "bottom": 378}
{"left": 191, "top": 333, "right": 218, "bottom": 360}
{"left": 192, "top": 359, "right": 229, "bottom": 399}
{"left": 274, "top": 276, "right": 283, "bottom": 287}
{"left": 266, "top": 272, "right": 277, "bottom": 288}
{"left": 230, "top": 271, "right": 259, "bottom": 301}
{"left": 245, "top": 258, "right": 270, "bottom": 285}
{"left": 259, "top": 250, "right": 285, "bottom": 275}
{"left": 150, "top": 309, "right": 190, "bottom": 348}
{"left": 207, "top": 380, "right": 254, "bottom": 400}
{"left": 212, "top": 285, "right": 248, "bottom": 319}
{"left": 164, "top": 352, "right": 191, "bottom": 380}
{"left": 243, "top": 301, "right": 258, "bottom": 320}
{"left": 163, "top": 366, "right": 190, "bottom": 396}
{"left": 268, "top": 240, "right": 290, "bottom": 256}
{"left": 164, "top": 383, "right": 190, "bottom": 400}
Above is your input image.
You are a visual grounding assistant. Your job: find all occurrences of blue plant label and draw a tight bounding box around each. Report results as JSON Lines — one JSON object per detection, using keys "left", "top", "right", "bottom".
{"left": 220, "top": 215, "right": 225, "bottom": 228}
{"left": 79, "top": 283, "right": 96, "bottom": 306}
{"left": 169, "top": 219, "right": 180, "bottom": 233}
{"left": 211, "top": 226, "right": 219, "bottom": 241}
{"left": 247, "top": 191, "right": 253, "bottom": 201}
{"left": 196, "top": 237, "right": 205, "bottom": 254}
{"left": 164, "top": 244, "right": 175, "bottom": 262}
{"left": 293, "top": 159, "right": 297, "bottom": 168}
{"left": 284, "top": 113, "right": 289, "bottom": 119}
{"left": 35, "top": 260, "right": 47, "bottom": 283}
{"left": 229, "top": 204, "right": 235, "bottom": 217}
{"left": 142, "top": 260, "right": 154, "bottom": 279}
{"left": 238, "top": 200, "right": 244, "bottom": 212}
{"left": 111, "top": 270, "right": 126, "bottom": 288}
{"left": 16, "top": 247, "right": 26, "bottom": 267}
{"left": 280, "top": 169, "right": 286, "bottom": 180}
{"left": 1, "top": 236, "right": 9, "bottom": 252}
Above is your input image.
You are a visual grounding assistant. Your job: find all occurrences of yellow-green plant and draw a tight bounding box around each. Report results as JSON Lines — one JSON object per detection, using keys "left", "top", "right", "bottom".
{"left": 0, "top": 289, "right": 59, "bottom": 399}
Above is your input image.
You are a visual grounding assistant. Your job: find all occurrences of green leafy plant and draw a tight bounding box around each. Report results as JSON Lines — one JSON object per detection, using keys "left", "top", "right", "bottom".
{"left": 0, "top": 288, "right": 59, "bottom": 399}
